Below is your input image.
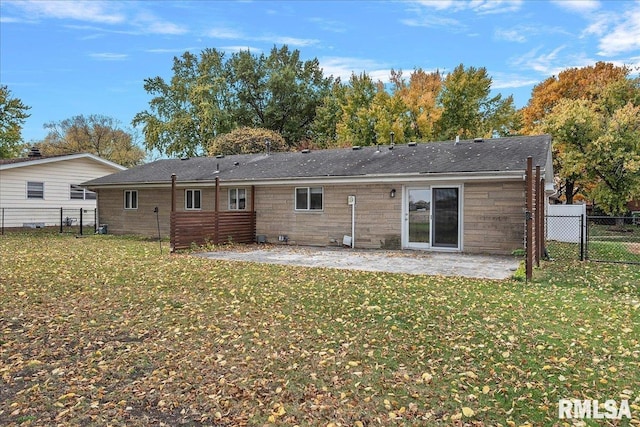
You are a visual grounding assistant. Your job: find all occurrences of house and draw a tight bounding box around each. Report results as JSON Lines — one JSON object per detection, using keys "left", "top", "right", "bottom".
{"left": 83, "top": 134, "right": 553, "bottom": 255}
{"left": 0, "top": 148, "right": 127, "bottom": 228}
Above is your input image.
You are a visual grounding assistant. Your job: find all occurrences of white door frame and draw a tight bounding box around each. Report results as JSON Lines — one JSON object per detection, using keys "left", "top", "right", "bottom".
{"left": 402, "top": 186, "right": 431, "bottom": 249}
{"left": 402, "top": 184, "right": 463, "bottom": 251}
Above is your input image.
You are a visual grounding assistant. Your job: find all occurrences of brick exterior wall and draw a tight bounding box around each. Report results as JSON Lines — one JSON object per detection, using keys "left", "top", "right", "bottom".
{"left": 463, "top": 181, "right": 526, "bottom": 255}
{"left": 255, "top": 183, "right": 402, "bottom": 249}
{"left": 97, "top": 187, "right": 230, "bottom": 237}
{"left": 96, "top": 179, "right": 526, "bottom": 255}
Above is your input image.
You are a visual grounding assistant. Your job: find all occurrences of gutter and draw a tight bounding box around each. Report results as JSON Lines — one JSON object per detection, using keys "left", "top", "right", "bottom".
{"left": 84, "top": 170, "right": 531, "bottom": 190}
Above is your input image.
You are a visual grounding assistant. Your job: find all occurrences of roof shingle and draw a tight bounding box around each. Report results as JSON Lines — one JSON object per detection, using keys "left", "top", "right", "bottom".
{"left": 83, "top": 135, "right": 551, "bottom": 186}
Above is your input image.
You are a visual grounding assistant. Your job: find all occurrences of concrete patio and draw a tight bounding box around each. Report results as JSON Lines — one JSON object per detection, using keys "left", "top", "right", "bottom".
{"left": 194, "top": 245, "right": 521, "bottom": 280}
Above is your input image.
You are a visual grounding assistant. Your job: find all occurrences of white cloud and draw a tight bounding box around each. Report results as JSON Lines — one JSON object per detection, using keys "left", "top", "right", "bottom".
{"left": 597, "top": 7, "right": 640, "bottom": 56}
{"left": 495, "top": 24, "right": 571, "bottom": 43}
{"left": 146, "top": 21, "right": 187, "bottom": 35}
{"left": 510, "top": 46, "right": 597, "bottom": 77}
{"left": 309, "top": 17, "right": 347, "bottom": 33}
{"left": 401, "top": 15, "right": 464, "bottom": 29}
{"left": 219, "top": 45, "right": 262, "bottom": 54}
{"left": 5, "top": 0, "right": 125, "bottom": 24}
{"left": 468, "top": 0, "right": 523, "bottom": 14}
{"left": 264, "top": 35, "right": 319, "bottom": 47}
{"left": 494, "top": 27, "right": 527, "bottom": 43}
{"left": 550, "top": 0, "right": 600, "bottom": 14}
{"left": 491, "top": 73, "right": 541, "bottom": 89}
{"left": 411, "top": 0, "right": 522, "bottom": 14}
{"left": 133, "top": 11, "right": 188, "bottom": 35}
{"left": 89, "top": 52, "right": 128, "bottom": 61}
{"left": 145, "top": 47, "right": 200, "bottom": 54}
{"left": 319, "top": 57, "right": 391, "bottom": 82}
{"left": 413, "top": 0, "right": 458, "bottom": 11}
{"left": 510, "top": 46, "right": 568, "bottom": 75}
{"left": 0, "top": 16, "right": 22, "bottom": 23}
{"left": 204, "top": 27, "right": 318, "bottom": 47}
{"left": 206, "top": 27, "right": 245, "bottom": 39}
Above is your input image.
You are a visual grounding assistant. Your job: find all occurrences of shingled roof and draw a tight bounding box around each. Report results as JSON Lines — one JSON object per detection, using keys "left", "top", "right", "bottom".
{"left": 83, "top": 134, "right": 552, "bottom": 186}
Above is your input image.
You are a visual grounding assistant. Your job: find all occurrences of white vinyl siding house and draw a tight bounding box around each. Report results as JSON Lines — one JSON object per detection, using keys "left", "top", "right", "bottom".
{"left": 0, "top": 153, "right": 126, "bottom": 228}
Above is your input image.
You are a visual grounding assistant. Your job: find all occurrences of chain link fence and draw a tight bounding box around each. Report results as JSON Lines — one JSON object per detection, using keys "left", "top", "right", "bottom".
{"left": 545, "top": 214, "right": 640, "bottom": 264}
{"left": 586, "top": 216, "right": 640, "bottom": 264}
{"left": 545, "top": 214, "right": 585, "bottom": 261}
{"left": 1, "top": 207, "right": 97, "bottom": 235}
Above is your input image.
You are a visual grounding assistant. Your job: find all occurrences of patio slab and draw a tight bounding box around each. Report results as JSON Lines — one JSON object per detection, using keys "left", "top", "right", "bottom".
{"left": 195, "top": 245, "right": 521, "bottom": 280}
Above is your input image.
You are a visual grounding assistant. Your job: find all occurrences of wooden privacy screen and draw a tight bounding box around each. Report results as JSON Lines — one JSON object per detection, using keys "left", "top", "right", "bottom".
{"left": 525, "top": 157, "right": 546, "bottom": 281}
{"left": 169, "top": 174, "right": 256, "bottom": 251}
{"left": 170, "top": 211, "right": 256, "bottom": 250}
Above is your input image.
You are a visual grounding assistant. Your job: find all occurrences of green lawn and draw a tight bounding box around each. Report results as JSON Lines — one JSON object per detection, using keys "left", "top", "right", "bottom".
{"left": 1, "top": 234, "right": 639, "bottom": 426}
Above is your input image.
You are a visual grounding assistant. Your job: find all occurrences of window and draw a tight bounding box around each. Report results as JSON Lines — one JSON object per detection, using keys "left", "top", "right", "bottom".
{"left": 27, "top": 181, "right": 44, "bottom": 199}
{"left": 228, "top": 188, "right": 246, "bottom": 210}
{"left": 124, "top": 190, "right": 138, "bottom": 209}
{"left": 295, "top": 187, "right": 323, "bottom": 211}
{"left": 185, "top": 189, "right": 202, "bottom": 210}
{"left": 70, "top": 184, "right": 96, "bottom": 200}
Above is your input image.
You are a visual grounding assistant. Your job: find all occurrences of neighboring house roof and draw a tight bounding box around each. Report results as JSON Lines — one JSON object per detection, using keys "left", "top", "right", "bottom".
{"left": 84, "top": 135, "right": 552, "bottom": 187}
{"left": 0, "top": 153, "right": 127, "bottom": 171}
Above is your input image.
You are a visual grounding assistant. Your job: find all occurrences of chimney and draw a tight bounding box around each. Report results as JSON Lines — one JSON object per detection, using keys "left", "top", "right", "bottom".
{"left": 28, "top": 147, "right": 42, "bottom": 158}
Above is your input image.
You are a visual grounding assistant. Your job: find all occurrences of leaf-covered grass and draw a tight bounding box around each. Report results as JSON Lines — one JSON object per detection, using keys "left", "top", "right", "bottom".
{"left": 1, "top": 234, "right": 639, "bottom": 426}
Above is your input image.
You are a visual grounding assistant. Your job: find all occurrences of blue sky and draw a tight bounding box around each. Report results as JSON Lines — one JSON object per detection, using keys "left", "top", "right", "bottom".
{"left": 1, "top": 0, "right": 639, "bottom": 144}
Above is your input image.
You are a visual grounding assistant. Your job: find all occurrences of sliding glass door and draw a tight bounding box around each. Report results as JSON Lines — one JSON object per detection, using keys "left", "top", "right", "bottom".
{"left": 432, "top": 187, "right": 459, "bottom": 248}
{"left": 404, "top": 186, "right": 460, "bottom": 250}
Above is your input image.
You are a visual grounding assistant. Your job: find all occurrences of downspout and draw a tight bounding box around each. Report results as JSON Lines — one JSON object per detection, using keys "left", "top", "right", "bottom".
{"left": 351, "top": 199, "right": 355, "bottom": 248}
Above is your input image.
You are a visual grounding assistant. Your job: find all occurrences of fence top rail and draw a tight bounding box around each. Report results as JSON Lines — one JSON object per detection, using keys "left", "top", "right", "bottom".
{"left": 1, "top": 207, "right": 97, "bottom": 210}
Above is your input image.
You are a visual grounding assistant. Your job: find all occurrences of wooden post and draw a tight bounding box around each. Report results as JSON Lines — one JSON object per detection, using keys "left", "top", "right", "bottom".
{"left": 251, "top": 185, "right": 255, "bottom": 211}
{"left": 170, "top": 174, "right": 176, "bottom": 253}
{"left": 171, "top": 174, "right": 177, "bottom": 213}
{"left": 214, "top": 177, "right": 220, "bottom": 244}
{"left": 215, "top": 177, "right": 219, "bottom": 213}
{"left": 539, "top": 177, "right": 546, "bottom": 263}
{"left": 251, "top": 185, "right": 256, "bottom": 242}
{"left": 526, "top": 157, "right": 533, "bottom": 281}
{"left": 535, "top": 165, "right": 541, "bottom": 267}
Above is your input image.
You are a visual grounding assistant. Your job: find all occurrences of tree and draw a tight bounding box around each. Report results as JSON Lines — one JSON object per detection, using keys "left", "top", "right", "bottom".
{"left": 543, "top": 99, "right": 640, "bottom": 215}
{"left": 542, "top": 99, "right": 603, "bottom": 204}
{"left": 522, "top": 62, "right": 640, "bottom": 204}
{"left": 390, "top": 68, "right": 442, "bottom": 141}
{"left": 335, "top": 73, "right": 380, "bottom": 146}
{"left": 587, "top": 103, "right": 640, "bottom": 216}
{"left": 521, "top": 62, "right": 632, "bottom": 133}
{"left": 133, "top": 45, "right": 331, "bottom": 157}
{"left": 0, "top": 85, "right": 31, "bottom": 158}
{"left": 208, "top": 127, "right": 287, "bottom": 155}
{"left": 310, "top": 80, "right": 346, "bottom": 148}
{"left": 227, "top": 45, "right": 332, "bottom": 146}
{"left": 435, "top": 64, "right": 517, "bottom": 140}
{"left": 133, "top": 49, "right": 233, "bottom": 157}
{"left": 38, "top": 114, "right": 145, "bottom": 167}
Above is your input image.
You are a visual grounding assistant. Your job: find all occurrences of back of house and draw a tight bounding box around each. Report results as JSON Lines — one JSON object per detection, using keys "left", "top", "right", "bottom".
{"left": 84, "top": 135, "right": 553, "bottom": 255}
